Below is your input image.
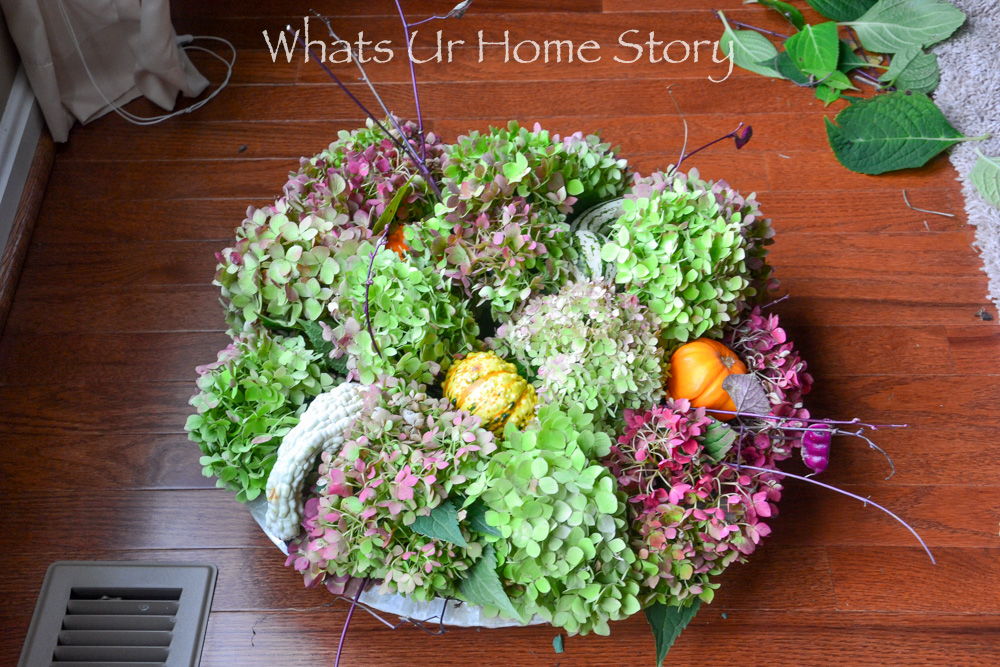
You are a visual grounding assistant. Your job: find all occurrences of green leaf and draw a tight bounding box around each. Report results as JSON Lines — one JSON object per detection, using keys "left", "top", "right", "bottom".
{"left": 753, "top": 0, "right": 805, "bottom": 29}
{"left": 701, "top": 420, "right": 737, "bottom": 463}
{"left": 458, "top": 544, "right": 523, "bottom": 622}
{"left": 370, "top": 174, "right": 416, "bottom": 234}
{"left": 717, "top": 11, "right": 782, "bottom": 79}
{"left": 890, "top": 51, "right": 940, "bottom": 93}
{"left": 300, "top": 320, "right": 348, "bottom": 375}
{"left": 825, "top": 91, "right": 968, "bottom": 174}
{"left": 785, "top": 21, "right": 840, "bottom": 78}
{"left": 808, "top": 0, "right": 876, "bottom": 21}
{"left": 970, "top": 150, "right": 1000, "bottom": 209}
{"left": 823, "top": 70, "right": 858, "bottom": 91}
{"left": 772, "top": 51, "right": 810, "bottom": 85}
{"left": 645, "top": 600, "right": 701, "bottom": 667}
{"left": 878, "top": 45, "right": 919, "bottom": 81}
{"left": 411, "top": 499, "right": 468, "bottom": 547}
{"left": 846, "top": 0, "right": 966, "bottom": 54}
{"left": 838, "top": 39, "right": 873, "bottom": 72}
{"left": 465, "top": 498, "right": 502, "bottom": 537}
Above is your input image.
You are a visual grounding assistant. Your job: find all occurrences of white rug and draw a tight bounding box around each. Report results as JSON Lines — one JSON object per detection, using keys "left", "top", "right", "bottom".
{"left": 933, "top": 0, "right": 1000, "bottom": 310}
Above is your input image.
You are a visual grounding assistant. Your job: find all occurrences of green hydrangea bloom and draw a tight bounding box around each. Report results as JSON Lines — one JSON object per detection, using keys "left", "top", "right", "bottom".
{"left": 600, "top": 168, "right": 774, "bottom": 343}
{"left": 465, "top": 403, "right": 642, "bottom": 635}
{"left": 327, "top": 241, "right": 480, "bottom": 384}
{"left": 185, "top": 332, "right": 336, "bottom": 502}
{"left": 490, "top": 280, "right": 664, "bottom": 430}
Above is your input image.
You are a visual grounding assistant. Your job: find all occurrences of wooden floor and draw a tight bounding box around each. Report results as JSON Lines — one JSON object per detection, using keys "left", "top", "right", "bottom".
{"left": 2, "top": 1, "right": 999, "bottom": 664}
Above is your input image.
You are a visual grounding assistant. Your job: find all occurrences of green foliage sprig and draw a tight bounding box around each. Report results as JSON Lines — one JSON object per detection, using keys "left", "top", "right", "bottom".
{"left": 717, "top": 0, "right": 984, "bottom": 174}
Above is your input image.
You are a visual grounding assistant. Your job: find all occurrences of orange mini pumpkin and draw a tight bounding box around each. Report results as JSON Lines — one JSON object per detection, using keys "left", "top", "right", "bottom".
{"left": 385, "top": 225, "right": 409, "bottom": 258}
{"left": 666, "top": 338, "right": 747, "bottom": 420}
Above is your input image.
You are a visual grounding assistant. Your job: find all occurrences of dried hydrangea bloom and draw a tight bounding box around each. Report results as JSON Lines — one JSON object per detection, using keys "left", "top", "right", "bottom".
{"left": 286, "top": 379, "right": 496, "bottom": 601}
{"left": 603, "top": 399, "right": 784, "bottom": 607}
{"left": 406, "top": 121, "right": 630, "bottom": 318}
{"left": 185, "top": 331, "right": 336, "bottom": 503}
{"left": 491, "top": 280, "right": 664, "bottom": 430}
{"left": 215, "top": 118, "right": 441, "bottom": 332}
{"left": 726, "top": 305, "right": 814, "bottom": 461}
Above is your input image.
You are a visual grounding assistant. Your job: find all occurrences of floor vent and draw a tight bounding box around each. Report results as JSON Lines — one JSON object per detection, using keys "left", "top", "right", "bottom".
{"left": 19, "top": 562, "right": 217, "bottom": 667}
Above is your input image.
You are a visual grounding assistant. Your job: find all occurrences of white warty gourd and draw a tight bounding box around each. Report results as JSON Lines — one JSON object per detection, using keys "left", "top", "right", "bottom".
{"left": 265, "top": 381, "right": 364, "bottom": 540}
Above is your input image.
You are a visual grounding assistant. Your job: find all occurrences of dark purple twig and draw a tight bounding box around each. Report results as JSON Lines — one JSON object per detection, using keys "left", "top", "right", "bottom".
{"left": 392, "top": 0, "right": 427, "bottom": 160}
{"left": 709, "top": 409, "right": 907, "bottom": 430}
{"left": 364, "top": 227, "right": 392, "bottom": 358}
{"left": 761, "top": 294, "right": 789, "bottom": 309}
{"left": 675, "top": 122, "right": 751, "bottom": 171}
{"left": 289, "top": 28, "right": 403, "bottom": 153}
{"left": 846, "top": 26, "right": 882, "bottom": 82}
{"left": 334, "top": 577, "right": 370, "bottom": 667}
{"left": 303, "top": 15, "right": 442, "bottom": 200}
{"left": 725, "top": 463, "right": 935, "bottom": 564}
{"left": 712, "top": 9, "right": 789, "bottom": 39}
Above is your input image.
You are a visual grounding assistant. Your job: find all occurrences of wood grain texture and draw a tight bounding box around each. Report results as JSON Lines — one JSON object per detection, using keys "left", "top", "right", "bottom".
{"left": 0, "top": 131, "right": 54, "bottom": 339}
{"left": 0, "top": 0, "right": 996, "bottom": 664}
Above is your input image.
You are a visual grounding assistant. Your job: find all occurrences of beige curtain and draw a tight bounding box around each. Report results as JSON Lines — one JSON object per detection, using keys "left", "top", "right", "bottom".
{"left": 0, "top": 0, "right": 208, "bottom": 142}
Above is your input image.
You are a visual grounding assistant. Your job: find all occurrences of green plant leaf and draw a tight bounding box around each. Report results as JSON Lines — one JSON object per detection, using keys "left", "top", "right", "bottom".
{"left": 753, "top": 0, "right": 805, "bottom": 29}
{"left": 785, "top": 21, "right": 840, "bottom": 78}
{"left": 458, "top": 544, "right": 523, "bottom": 621}
{"left": 815, "top": 84, "right": 841, "bottom": 106}
{"left": 717, "top": 10, "right": 782, "bottom": 79}
{"left": 823, "top": 70, "right": 858, "bottom": 91}
{"left": 808, "top": 0, "right": 876, "bottom": 21}
{"left": 878, "top": 45, "right": 920, "bottom": 82}
{"left": 846, "top": 0, "right": 966, "bottom": 54}
{"left": 645, "top": 600, "right": 701, "bottom": 667}
{"left": 465, "top": 498, "right": 502, "bottom": 537}
{"left": 370, "top": 173, "right": 416, "bottom": 234}
{"left": 825, "top": 91, "right": 969, "bottom": 174}
{"left": 701, "top": 420, "right": 737, "bottom": 463}
{"left": 300, "top": 320, "right": 348, "bottom": 375}
{"left": 970, "top": 150, "right": 1000, "bottom": 209}
{"left": 838, "top": 39, "right": 873, "bottom": 72}
{"left": 887, "top": 50, "right": 940, "bottom": 93}
{"left": 411, "top": 499, "right": 468, "bottom": 547}
{"left": 772, "top": 51, "right": 811, "bottom": 84}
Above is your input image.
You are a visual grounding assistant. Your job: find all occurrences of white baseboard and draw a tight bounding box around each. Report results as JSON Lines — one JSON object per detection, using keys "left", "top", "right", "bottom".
{"left": 0, "top": 67, "right": 43, "bottom": 251}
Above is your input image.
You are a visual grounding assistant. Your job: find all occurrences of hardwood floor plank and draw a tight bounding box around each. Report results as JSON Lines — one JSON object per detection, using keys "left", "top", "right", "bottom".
{"left": 0, "top": 542, "right": 837, "bottom": 620}
{"left": 57, "top": 113, "right": 832, "bottom": 163}
{"left": 0, "top": 433, "right": 213, "bottom": 492}
{"left": 828, "top": 547, "right": 1000, "bottom": 614}
{"left": 193, "top": 610, "right": 1000, "bottom": 666}
{"left": 95, "top": 78, "right": 814, "bottom": 125}
{"left": 0, "top": 382, "right": 195, "bottom": 435}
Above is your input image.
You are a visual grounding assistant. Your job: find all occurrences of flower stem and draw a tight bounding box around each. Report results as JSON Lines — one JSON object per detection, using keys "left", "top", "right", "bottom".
{"left": 364, "top": 228, "right": 391, "bottom": 358}
{"left": 289, "top": 28, "right": 401, "bottom": 152}
{"left": 712, "top": 10, "right": 789, "bottom": 39}
{"left": 393, "top": 0, "right": 426, "bottom": 160}
{"left": 675, "top": 122, "right": 749, "bottom": 171}
{"left": 334, "top": 577, "right": 369, "bottom": 667}
{"left": 725, "top": 463, "right": 935, "bottom": 564}
{"left": 709, "top": 409, "right": 907, "bottom": 430}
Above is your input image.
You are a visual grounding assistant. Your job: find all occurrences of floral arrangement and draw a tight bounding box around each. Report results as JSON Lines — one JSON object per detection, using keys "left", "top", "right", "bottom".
{"left": 185, "top": 3, "right": 931, "bottom": 664}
